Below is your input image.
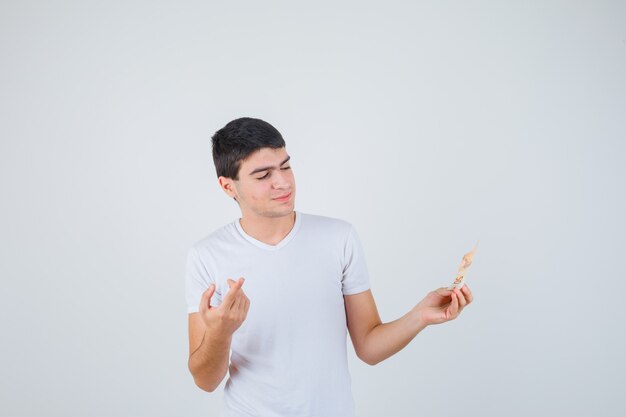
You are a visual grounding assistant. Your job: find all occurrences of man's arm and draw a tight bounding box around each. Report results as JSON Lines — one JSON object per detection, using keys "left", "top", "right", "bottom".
{"left": 187, "top": 277, "right": 249, "bottom": 392}
{"left": 344, "top": 290, "right": 422, "bottom": 366}
{"left": 188, "top": 312, "right": 231, "bottom": 392}
{"left": 344, "top": 285, "right": 473, "bottom": 366}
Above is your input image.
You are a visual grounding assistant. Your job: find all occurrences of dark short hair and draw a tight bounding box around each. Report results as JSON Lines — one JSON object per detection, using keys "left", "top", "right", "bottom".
{"left": 211, "top": 117, "right": 286, "bottom": 181}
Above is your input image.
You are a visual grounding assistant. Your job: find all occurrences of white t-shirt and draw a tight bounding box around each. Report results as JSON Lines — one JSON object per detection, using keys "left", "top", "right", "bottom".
{"left": 185, "top": 210, "right": 371, "bottom": 417}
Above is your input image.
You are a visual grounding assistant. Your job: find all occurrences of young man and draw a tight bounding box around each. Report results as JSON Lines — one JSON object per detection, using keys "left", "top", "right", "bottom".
{"left": 186, "top": 117, "right": 473, "bottom": 417}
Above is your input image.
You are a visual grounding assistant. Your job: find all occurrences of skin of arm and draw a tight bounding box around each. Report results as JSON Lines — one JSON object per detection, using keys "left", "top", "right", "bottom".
{"left": 188, "top": 312, "right": 232, "bottom": 392}
{"left": 344, "top": 286, "right": 472, "bottom": 366}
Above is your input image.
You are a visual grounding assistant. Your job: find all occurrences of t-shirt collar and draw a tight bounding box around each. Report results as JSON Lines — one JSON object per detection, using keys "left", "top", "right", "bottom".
{"left": 235, "top": 210, "right": 302, "bottom": 250}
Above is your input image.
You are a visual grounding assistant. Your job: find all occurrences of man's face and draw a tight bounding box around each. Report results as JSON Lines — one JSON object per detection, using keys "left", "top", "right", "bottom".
{"left": 220, "top": 147, "right": 296, "bottom": 218}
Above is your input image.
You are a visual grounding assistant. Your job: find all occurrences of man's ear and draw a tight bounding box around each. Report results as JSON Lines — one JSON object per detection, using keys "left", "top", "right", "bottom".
{"left": 219, "top": 176, "right": 241, "bottom": 205}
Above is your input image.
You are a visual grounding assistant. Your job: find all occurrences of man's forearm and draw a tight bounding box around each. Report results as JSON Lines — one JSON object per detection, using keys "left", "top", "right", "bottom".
{"left": 188, "top": 329, "right": 232, "bottom": 392}
{"left": 360, "top": 307, "right": 427, "bottom": 366}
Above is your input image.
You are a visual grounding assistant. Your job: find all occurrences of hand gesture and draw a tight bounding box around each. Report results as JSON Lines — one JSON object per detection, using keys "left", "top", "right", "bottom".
{"left": 415, "top": 284, "right": 473, "bottom": 326}
{"left": 198, "top": 277, "right": 250, "bottom": 338}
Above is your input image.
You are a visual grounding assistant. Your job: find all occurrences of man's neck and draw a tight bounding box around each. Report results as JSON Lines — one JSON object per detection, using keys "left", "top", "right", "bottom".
{"left": 239, "top": 211, "right": 296, "bottom": 246}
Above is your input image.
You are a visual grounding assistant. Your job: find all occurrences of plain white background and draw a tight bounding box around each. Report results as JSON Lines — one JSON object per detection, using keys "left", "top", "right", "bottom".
{"left": 1, "top": 1, "right": 624, "bottom": 416}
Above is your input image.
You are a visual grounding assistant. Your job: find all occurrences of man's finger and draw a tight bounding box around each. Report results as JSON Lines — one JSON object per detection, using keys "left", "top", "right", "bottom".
{"left": 238, "top": 296, "right": 248, "bottom": 313}
{"left": 462, "top": 284, "right": 473, "bottom": 304}
{"left": 228, "top": 277, "right": 245, "bottom": 287}
{"left": 436, "top": 287, "right": 453, "bottom": 297}
{"left": 224, "top": 278, "right": 245, "bottom": 309}
{"left": 232, "top": 295, "right": 243, "bottom": 312}
{"left": 449, "top": 292, "right": 459, "bottom": 318}
{"left": 455, "top": 288, "right": 467, "bottom": 308}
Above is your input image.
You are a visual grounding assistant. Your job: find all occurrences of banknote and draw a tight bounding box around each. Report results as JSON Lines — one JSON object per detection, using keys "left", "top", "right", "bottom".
{"left": 449, "top": 241, "right": 479, "bottom": 290}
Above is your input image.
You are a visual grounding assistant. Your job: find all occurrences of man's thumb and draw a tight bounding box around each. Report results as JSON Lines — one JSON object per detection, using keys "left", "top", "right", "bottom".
{"left": 227, "top": 277, "right": 244, "bottom": 287}
{"left": 436, "top": 287, "right": 453, "bottom": 296}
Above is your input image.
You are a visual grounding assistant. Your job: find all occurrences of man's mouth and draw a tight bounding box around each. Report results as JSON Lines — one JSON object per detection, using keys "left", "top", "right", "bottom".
{"left": 273, "top": 192, "right": 292, "bottom": 201}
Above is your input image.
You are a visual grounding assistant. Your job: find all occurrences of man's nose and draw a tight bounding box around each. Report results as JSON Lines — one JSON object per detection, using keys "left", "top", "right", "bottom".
{"left": 272, "top": 170, "right": 291, "bottom": 188}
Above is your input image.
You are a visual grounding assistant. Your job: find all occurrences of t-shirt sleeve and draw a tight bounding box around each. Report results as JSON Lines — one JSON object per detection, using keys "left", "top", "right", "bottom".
{"left": 341, "top": 225, "right": 371, "bottom": 295}
{"left": 185, "top": 245, "right": 222, "bottom": 314}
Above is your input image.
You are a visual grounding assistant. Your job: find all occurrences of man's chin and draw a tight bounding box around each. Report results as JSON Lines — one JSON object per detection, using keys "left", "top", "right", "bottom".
{"left": 273, "top": 206, "right": 295, "bottom": 217}
{"left": 254, "top": 206, "right": 292, "bottom": 217}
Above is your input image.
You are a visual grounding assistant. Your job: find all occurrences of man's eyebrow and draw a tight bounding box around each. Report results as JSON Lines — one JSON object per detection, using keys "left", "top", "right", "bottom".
{"left": 249, "top": 156, "right": 291, "bottom": 175}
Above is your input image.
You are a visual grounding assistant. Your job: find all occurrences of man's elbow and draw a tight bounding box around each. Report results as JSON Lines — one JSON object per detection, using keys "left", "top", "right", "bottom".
{"left": 188, "top": 363, "right": 223, "bottom": 393}
{"left": 190, "top": 370, "right": 221, "bottom": 392}
{"left": 193, "top": 378, "right": 218, "bottom": 393}
{"left": 357, "top": 351, "right": 380, "bottom": 366}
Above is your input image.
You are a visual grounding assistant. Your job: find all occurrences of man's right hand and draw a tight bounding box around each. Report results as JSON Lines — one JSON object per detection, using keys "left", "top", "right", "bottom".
{"left": 199, "top": 277, "right": 250, "bottom": 338}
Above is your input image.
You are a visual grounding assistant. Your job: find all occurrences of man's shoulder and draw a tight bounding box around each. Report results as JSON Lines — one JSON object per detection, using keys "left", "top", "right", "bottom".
{"left": 190, "top": 219, "right": 238, "bottom": 252}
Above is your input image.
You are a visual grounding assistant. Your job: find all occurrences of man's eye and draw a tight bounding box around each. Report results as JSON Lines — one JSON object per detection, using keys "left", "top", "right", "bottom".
{"left": 257, "top": 166, "right": 290, "bottom": 180}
